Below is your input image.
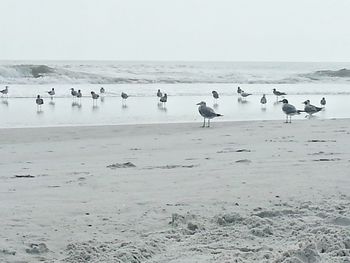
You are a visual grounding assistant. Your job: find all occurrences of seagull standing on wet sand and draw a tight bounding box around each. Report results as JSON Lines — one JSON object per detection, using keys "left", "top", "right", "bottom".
{"left": 36, "top": 95, "right": 44, "bottom": 111}
{"left": 160, "top": 93, "right": 167, "bottom": 106}
{"left": 77, "top": 90, "right": 82, "bottom": 103}
{"left": 91, "top": 91, "right": 99, "bottom": 106}
{"left": 320, "top": 97, "right": 326, "bottom": 106}
{"left": 240, "top": 91, "right": 252, "bottom": 100}
{"left": 121, "top": 92, "right": 128, "bottom": 105}
{"left": 1, "top": 86, "right": 9, "bottom": 98}
{"left": 273, "top": 88, "right": 286, "bottom": 100}
{"left": 260, "top": 94, "right": 267, "bottom": 106}
{"left": 157, "top": 89, "right": 162, "bottom": 99}
{"left": 197, "top": 101, "right": 223, "bottom": 127}
{"left": 100, "top": 87, "right": 105, "bottom": 94}
{"left": 237, "top": 86, "right": 242, "bottom": 95}
{"left": 47, "top": 88, "right": 55, "bottom": 99}
{"left": 212, "top": 90, "right": 219, "bottom": 102}
{"left": 280, "top": 99, "right": 303, "bottom": 123}
{"left": 71, "top": 88, "right": 78, "bottom": 100}
{"left": 303, "top": 100, "right": 322, "bottom": 117}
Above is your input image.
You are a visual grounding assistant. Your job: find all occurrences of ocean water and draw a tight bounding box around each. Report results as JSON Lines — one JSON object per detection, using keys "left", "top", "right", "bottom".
{"left": 0, "top": 61, "right": 350, "bottom": 128}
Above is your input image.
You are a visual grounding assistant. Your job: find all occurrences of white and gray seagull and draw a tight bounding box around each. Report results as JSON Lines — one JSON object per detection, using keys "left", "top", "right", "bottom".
{"left": 76, "top": 90, "right": 82, "bottom": 103}
{"left": 320, "top": 97, "right": 326, "bottom": 106}
{"left": 160, "top": 93, "right": 167, "bottom": 106}
{"left": 121, "top": 92, "right": 129, "bottom": 105}
{"left": 91, "top": 91, "right": 99, "bottom": 106}
{"left": 240, "top": 91, "right": 252, "bottom": 100}
{"left": 273, "top": 88, "right": 286, "bottom": 100}
{"left": 36, "top": 95, "right": 44, "bottom": 111}
{"left": 1, "top": 86, "right": 9, "bottom": 98}
{"left": 280, "top": 99, "right": 303, "bottom": 123}
{"left": 303, "top": 100, "right": 322, "bottom": 117}
{"left": 121, "top": 92, "right": 128, "bottom": 100}
{"left": 212, "top": 90, "right": 219, "bottom": 102}
{"left": 260, "top": 94, "right": 267, "bottom": 106}
{"left": 47, "top": 88, "right": 55, "bottom": 99}
{"left": 197, "top": 101, "right": 223, "bottom": 127}
{"left": 157, "top": 89, "right": 162, "bottom": 98}
{"left": 70, "top": 88, "right": 78, "bottom": 100}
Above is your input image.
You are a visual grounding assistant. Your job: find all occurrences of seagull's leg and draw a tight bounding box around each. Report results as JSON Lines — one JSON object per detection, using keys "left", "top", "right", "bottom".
{"left": 207, "top": 119, "right": 210, "bottom": 127}
{"left": 202, "top": 118, "right": 205, "bottom": 128}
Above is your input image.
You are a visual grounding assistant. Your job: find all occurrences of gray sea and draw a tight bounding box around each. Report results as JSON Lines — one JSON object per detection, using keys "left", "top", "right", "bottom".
{"left": 1, "top": 61, "right": 350, "bottom": 127}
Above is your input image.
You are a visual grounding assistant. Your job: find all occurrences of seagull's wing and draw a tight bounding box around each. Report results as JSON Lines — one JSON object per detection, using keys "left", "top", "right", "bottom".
{"left": 310, "top": 104, "right": 322, "bottom": 112}
{"left": 283, "top": 103, "right": 297, "bottom": 114}
{"left": 199, "top": 106, "right": 218, "bottom": 118}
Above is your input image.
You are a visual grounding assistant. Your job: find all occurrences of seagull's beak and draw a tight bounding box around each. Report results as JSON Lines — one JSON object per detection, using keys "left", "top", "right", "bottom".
{"left": 278, "top": 100, "right": 283, "bottom": 103}
{"left": 196, "top": 103, "right": 201, "bottom": 105}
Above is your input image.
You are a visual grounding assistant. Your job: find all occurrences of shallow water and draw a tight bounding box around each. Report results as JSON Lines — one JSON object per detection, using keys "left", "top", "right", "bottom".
{"left": 0, "top": 83, "right": 347, "bottom": 128}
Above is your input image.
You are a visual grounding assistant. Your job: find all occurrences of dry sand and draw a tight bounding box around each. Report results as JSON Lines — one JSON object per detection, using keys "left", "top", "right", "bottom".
{"left": 1, "top": 119, "right": 350, "bottom": 262}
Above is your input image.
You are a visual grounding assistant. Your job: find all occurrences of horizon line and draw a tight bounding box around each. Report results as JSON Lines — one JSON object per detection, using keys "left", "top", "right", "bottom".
{"left": 1, "top": 59, "right": 350, "bottom": 63}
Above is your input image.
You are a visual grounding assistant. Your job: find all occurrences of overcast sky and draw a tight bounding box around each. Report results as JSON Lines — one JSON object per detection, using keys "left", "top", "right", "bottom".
{"left": 0, "top": 0, "right": 349, "bottom": 61}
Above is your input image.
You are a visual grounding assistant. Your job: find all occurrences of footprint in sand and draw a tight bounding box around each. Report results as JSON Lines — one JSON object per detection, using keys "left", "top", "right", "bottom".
{"left": 235, "top": 159, "right": 251, "bottom": 164}
{"left": 25, "top": 243, "right": 49, "bottom": 254}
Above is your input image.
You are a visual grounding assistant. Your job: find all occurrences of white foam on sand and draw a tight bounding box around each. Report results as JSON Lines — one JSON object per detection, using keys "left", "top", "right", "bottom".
{"left": 0, "top": 119, "right": 350, "bottom": 262}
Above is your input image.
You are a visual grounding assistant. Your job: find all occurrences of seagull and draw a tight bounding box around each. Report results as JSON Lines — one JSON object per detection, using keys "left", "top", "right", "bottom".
{"left": 121, "top": 92, "right": 128, "bottom": 105}
{"left": 237, "top": 86, "right": 242, "bottom": 95}
{"left": 71, "top": 88, "right": 78, "bottom": 100}
{"left": 100, "top": 87, "right": 105, "bottom": 94}
{"left": 47, "top": 88, "right": 55, "bottom": 99}
{"left": 197, "top": 101, "right": 223, "bottom": 127}
{"left": 1, "top": 86, "right": 9, "bottom": 98}
{"left": 240, "top": 91, "right": 252, "bottom": 100}
{"left": 121, "top": 92, "right": 128, "bottom": 100}
{"left": 303, "top": 100, "right": 322, "bottom": 117}
{"left": 76, "top": 90, "right": 82, "bottom": 103}
{"left": 320, "top": 97, "right": 326, "bottom": 106}
{"left": 260, "top": 94, "right": 267, "bottom": 106}
{"left": 280, "top": 99, "right": 303, "bottom": 123}
{"left": 36, "top": 95, "right": 44, "bottom": 111}
{"left": 273, "top": 88, "right": 286, "bottom": 100}
{"left": 212, "top": 90, "right": 219, "bottom": 102}
{"left": 160, "top": 93, "right": 167, "bottom": 105}
{"left": 91, "top": 91, "right": 99, "bottom": 106}
{"left": 157, "top": 89, "right": 162, "bottom": 98}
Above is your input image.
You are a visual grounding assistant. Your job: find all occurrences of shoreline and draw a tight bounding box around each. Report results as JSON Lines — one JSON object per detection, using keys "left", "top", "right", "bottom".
{"left": 0, "top": 116, "right": 344, "bottom": 131}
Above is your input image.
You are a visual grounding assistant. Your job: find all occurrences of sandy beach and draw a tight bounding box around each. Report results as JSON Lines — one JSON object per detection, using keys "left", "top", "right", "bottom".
{"left": 1, "top": 119, "right": 350, "bottom": 262}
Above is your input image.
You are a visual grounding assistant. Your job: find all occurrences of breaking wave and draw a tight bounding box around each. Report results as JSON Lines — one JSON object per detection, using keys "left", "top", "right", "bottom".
{"left": 1, "top": 62, "right": 350, "bottom": 85}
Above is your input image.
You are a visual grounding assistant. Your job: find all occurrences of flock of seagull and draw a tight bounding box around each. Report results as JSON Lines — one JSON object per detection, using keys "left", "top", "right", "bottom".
{"left": 196, "top": 86, "right": 326, "bottom": 127}
{"left": 0, "top": 85, "right": 327, "bottom": 127}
